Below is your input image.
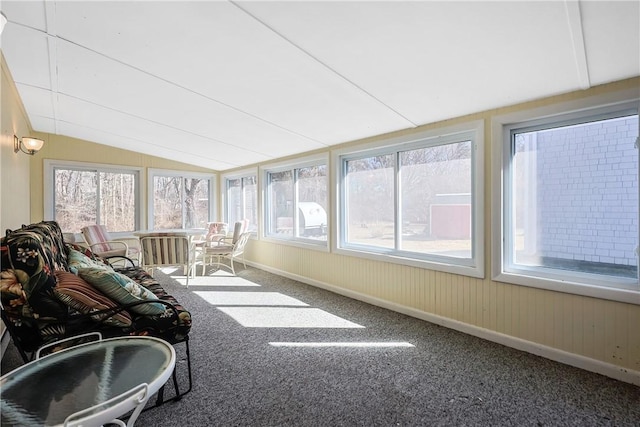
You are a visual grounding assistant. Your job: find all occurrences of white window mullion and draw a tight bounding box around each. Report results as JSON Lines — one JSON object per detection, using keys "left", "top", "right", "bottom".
{"left": 95, "top": 170, "right": 102, "bottom": 225}
{"left": 293, "top": 168, "right": 300, "bottom": 238}
{"left": 395, "top": 152, "right": 401, "bottom": 251}
{"left": 636, "top": 132, "right": 640, "bottom": 283}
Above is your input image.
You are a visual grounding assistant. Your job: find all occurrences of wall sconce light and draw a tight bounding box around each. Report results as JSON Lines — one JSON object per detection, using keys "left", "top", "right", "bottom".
{"left": 14, "top": 135, "right": 45, "bottom": 155}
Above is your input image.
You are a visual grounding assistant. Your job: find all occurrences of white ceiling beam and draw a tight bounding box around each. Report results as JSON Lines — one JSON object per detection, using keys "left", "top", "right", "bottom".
{"left": 564, "top": 0, "right": 591, "bottom": 90}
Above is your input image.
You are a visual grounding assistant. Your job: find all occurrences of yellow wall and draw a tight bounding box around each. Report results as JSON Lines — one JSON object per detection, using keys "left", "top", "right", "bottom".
{"left": 1, "top": 55, "right": 32, "bottom": 232}
{"left": 242, "top": 77, "right": 640, "bottom": 384}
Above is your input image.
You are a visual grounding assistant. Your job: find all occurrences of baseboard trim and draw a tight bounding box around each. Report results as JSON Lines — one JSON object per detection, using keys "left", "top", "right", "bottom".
{"left": 249, "top": 261, "right": 640, "bottom": 386}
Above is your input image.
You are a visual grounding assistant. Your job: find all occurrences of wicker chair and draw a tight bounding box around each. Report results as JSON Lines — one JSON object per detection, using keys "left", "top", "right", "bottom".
{"left": 81, "top": 225, "right": 140, "bottom": 262}
{"left": 138, "top": 233, "right": 197, "bottom": 287}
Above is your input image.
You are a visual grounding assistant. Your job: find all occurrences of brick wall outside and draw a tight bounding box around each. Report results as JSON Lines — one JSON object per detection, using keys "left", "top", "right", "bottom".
{"left": 536, "top": 115, "right": 639, "bottom": 267}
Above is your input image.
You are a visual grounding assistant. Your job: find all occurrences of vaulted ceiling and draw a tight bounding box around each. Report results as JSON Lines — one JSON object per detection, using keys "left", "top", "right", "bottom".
{"left": 1, "top": 1, "right": 638, "bottom": 171}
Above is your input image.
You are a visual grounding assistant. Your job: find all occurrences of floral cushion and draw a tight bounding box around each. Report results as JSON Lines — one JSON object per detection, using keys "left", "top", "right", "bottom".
{"left": 15, "top": 221, "right": 69, "bottom": 270}
{"left": 1, "top": 224, "right": 68, "bottom": 319}
{"left": 0, "top": 269, "right": 27, "bottom": 309}
{"left": 0, "top": 265, "right": 66, "bottom": 352}
{"left": 54, "top": 271, "right": 132, "bottom": 327}
{"left": 77, "top": 267, "right": 165, "bottom": 315}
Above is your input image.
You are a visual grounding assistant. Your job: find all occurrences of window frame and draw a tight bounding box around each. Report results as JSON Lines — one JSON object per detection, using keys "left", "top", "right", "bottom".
{"left": 333, "top": 121, "right": 485, "bottom": 278}
{"left": 221, "top": 168, "right": 259, "bottom": 234}
{"left": 147, "top": 168, "right": 216, "bottom": 230}
{"left": 261, "top": 153, "right": 329, "bottom": 250}
{"left": 492, "top": 93, "right": 640, "bottom": 305}
{"left": 43, "top": 159, "right": 143, "bottom": 238}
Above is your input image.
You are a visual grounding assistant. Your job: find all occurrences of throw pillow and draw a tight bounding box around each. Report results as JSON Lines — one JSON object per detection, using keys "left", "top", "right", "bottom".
{"left": 54, "top": 271, "right": 132, "bottom": 327}
{"left": 77, "top": 268, "right": 165, "bottom": 315}
{"left": 67, "top": 248, "right": 110, "bottom": 274}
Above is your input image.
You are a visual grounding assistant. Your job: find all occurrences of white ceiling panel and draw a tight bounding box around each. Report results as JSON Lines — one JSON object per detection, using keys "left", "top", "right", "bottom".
{"left": 27, "top": 115, "right": 56, "bottom": 134}
{"left": 0, "top": 0, "right": 46, "bottom": 32}
{"left": 53, "top": 0, "right": 414, "bottom": 143}
{"left": 15, "top": 83, "right": 54, "bottom": 119}
{"left": 240, "top": 1, "right": 583, "bottom": 124}
{"left": 54, "top": 40, "right": 324, "bottom": 156}
{"left": 56, "top": 121, "right": 230, "bottom": 169}
{"left": 1, "top": 1, "right": 638, "bottom": 171}
{"left": 55, "top": 95, "right": 269, "bottom": 169}
{"left": 580, "top": 1, "right": 640, "bottom": 84}
{"left": 1, "top": 23, "right": 51, "bottom": 90}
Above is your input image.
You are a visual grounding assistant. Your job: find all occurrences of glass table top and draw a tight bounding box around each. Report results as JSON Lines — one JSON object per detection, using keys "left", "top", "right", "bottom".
{"left": 1, "top": 336, "right": 175, "bottom": 427}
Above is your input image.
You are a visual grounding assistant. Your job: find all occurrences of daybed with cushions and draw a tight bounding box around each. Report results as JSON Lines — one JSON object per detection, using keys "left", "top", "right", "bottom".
{"left": 0, "top": 221, "right": 192, "bottom": 403}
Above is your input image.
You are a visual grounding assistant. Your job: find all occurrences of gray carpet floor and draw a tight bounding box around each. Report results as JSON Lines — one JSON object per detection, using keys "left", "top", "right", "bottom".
{"left": 2, "top": 266, "right": 639, "bottom": 426}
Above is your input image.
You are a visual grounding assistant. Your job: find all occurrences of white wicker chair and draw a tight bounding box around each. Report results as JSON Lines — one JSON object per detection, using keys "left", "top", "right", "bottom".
{"left": 201, "top": 232, "right": 251, "bottom": 275}
{"left": 138, "top": 233, "right": 197, "bottom": 287}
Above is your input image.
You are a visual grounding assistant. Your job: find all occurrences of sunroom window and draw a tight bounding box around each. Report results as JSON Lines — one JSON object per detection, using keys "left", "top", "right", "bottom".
{"left": 263, "top": 156, "right": 328, "bottom": 245}
{"left": 337, "top": 122, "right": 483, "bottom": 277}
{"left": 45, "top": 161, "right": 141, "bottom": 234}
{"left": 502, "top": 107, "right": 639, "bottom": 293}
{"left": 148, "top": 169, "right": 214, "bottom": 230}
{"left": 224, "top": 173, "right": 258, "bottom": 232}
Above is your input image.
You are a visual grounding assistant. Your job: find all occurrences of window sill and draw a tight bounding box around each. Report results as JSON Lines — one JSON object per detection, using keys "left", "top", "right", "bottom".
{"left": 493, "top": 271, "right": 640, "bottom": 305}
{"left": 261, "top": 235, "right": 330, "bottom": 253}
{"left": 334, "top": 246, "right": 484, "bottom": 279}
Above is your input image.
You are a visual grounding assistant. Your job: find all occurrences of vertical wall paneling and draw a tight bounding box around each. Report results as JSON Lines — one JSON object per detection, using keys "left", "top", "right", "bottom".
{"left": 613, "top": 303, "right": 628, "bottom": 366}
{"left": 630, "top": 307, "right": 640, "bottom": 371}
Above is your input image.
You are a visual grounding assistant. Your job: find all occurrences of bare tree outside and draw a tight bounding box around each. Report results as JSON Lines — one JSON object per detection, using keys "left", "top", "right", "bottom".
{"left": 268, "top": 170, "right": 294, "bottom": 235}
{"left": 153, "top": 176, "right": 210, "bottom": 229}
{"left": 154, "top": 176, "right": 183, "bottom": 229}
{"left": 54, "top": 168, "right": 136, "bottom": 233}
{"left": 100, "top": 172, "right": 136, "bottom": 231}
{"left": 346, "top": 154, "right": 395, "bottom": 248}
{"left": 226, "top": 176, "right": 258, "bottom": 231}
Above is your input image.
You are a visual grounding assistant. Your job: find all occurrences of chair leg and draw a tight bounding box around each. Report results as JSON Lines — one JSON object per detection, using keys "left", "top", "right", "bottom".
{"left": 201, "top": 253, "right": 206, "bottom": 275}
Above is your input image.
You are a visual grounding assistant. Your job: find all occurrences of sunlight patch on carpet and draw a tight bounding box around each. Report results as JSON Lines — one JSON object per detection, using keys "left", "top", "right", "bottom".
{"left": 195, "top": 291, "right": 308, "bottom": 306}
{"left": 269, "top": 342, "right": 414, "bottom": 348}
{"left": 170, "top": 275, "right": 261, "bottom": 287}
{"left": 217, "top": 307, "right": 365, "bottom": 328}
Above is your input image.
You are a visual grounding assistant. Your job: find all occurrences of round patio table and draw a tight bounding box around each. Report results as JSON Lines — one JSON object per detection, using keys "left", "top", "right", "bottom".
{"left": 0, "top": 336, "right": 175, "bottom": 426}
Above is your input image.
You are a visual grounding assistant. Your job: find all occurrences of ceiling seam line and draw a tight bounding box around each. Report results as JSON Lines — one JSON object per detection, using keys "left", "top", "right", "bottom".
{"left": 56, "top": 90, "right": 276, "bottom": 159}
{"left": 230, "top": 0, "right": 418, "bottom": 128}
{"left": 51, "top": 34, "right": 329, "bottom": 147}
{"left": 11, "top": 18, "right": 328, "bottom": 147}
{"left": 44, "top": 1, "right": 59, "bottom": 134}
{"left": 564, "top": 0, "right": 590, "bottom": 90}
